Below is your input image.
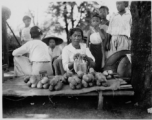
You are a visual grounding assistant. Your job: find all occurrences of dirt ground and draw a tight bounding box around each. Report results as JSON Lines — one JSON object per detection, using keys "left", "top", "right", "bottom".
{"left": 3, "top": 96, "right": 152, "bottom": 119}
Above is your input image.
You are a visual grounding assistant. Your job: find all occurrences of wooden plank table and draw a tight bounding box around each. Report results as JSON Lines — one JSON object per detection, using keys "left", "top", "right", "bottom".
{"left": 98, "top": 85, "right": 134, "bottom": 109}
{"left": 3, "top": 76, "right": 134, "bottom": 110}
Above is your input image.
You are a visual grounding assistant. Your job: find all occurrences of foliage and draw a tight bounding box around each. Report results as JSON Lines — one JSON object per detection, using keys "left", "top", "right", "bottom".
{"left": 46, "top": 1, "right": 100, "bottom": 43}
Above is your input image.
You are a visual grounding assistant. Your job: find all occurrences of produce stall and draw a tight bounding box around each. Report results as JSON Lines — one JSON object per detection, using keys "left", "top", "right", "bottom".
{"left": 3, "top": 75, "right": 133, "bottom": 109}
{"left": 3, "top": 52, "right": 133, "bottom": 110}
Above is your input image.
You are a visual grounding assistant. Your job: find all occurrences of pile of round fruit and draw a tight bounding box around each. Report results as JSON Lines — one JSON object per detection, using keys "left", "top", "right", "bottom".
{"left": 24, "top": 68, "right": 110, "bottom": 91}
{"left": 24, "top": 75, "right": 64, "bottom": 91}
{"left": 103, "top": 70, "right": 119, "bottom": 79}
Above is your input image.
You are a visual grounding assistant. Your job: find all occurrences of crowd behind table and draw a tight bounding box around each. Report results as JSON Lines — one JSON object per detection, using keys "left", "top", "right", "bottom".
{"left": 12, "top": 1, "right": 132, "bottom": 76}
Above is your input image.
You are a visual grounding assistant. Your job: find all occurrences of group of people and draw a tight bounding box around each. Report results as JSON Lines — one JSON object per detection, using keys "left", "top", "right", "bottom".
{"left": 13, "top": 1, "right": 132, "bottom": 76}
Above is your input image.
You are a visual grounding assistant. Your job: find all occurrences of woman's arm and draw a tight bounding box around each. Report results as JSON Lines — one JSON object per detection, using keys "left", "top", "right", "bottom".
{"left": 62, "top": 47, "right": 73, "bottom": 71}
{"left": 101, "top": 42, "right": 105, "bottom": 68}
{"left": 105, "top": 33, "right": 112, "bottom": 51}
{"left": 87, "top": 30, "right": 91, "bottom": 48}
{"left": 85, "top": 47, "right": 95, "bottom": 62}
{"left": 97, "top": 26, "right": 105, "bottom": 40}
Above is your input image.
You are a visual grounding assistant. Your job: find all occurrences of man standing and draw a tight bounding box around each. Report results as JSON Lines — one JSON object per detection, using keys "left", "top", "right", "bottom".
{"left": 19, "top": 15, "right": 32, "bottom": 45}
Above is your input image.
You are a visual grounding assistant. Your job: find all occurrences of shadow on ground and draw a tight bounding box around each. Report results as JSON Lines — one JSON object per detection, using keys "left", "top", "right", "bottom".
{"left": 3, "top": 96, "right": 152, "bottom": 119}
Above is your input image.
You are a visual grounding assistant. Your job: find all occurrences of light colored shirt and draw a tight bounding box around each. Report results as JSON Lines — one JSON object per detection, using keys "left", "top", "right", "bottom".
{"left": 12, "top": 39, "right": 51, "bottom": 62}
{"left": 107, "top": 11, "right": 132, "bottom": 37}
{"left": 62, "top": 43, "right": 95, "bottom": 71}
{"left": 48, "top": 46, "right": 62, "bottom": 60}
{"left": 20, "top": 27, "right": 32, "bottom": 41}
{"left": 90, "top": 32, "right": 102, "bottom": 44}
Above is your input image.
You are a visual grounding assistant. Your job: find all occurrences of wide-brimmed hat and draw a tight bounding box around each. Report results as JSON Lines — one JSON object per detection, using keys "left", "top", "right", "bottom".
{"left": 42, "top": 35, "right": 63, "bottom": 46}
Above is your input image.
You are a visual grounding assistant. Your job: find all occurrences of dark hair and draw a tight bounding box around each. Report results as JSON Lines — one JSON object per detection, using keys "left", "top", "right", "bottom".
{"left": 124, "top": 1, "right": 129, "bottom": 7}
{"left": 23, "top": 15, "right": 31, "bottom": 21}
{"left": 69, "top": 27, "right": 84, "bottom": 42}
{"left": 30, "top": 26, "right": 42, "bottom": 39}
{"left": 99, "top": 6, "right": 109, "bottom": 14}
{"left": 91, "top": 13, "right": 101, "bottom": 20}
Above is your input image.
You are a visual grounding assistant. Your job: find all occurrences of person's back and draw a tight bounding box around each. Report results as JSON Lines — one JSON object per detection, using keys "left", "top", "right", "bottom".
{"left": 25, "top": 40, "right": 50, "bottom": 62}
{"left": 13, "top": 26, "right": 53, "bottom": 76}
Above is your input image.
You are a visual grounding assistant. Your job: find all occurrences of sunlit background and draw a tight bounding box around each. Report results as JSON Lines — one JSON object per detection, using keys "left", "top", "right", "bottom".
{"left": 2, "top": 0, "right": 123, "bottom": 42}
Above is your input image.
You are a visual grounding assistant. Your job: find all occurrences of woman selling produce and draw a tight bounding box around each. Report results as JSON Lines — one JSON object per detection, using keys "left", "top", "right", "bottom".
{"left": 12, "top": 26, "right": 53, "bottom": 76}
{"left": 62, "top": 27, "right": 95, "bottom": 72}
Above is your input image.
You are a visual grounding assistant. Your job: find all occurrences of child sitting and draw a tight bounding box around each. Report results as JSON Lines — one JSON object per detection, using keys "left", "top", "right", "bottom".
{"left": 42, "top": 35, "right": 63, "bottom": 75}
{"left": 87, "top": 13, "right": 106, "bottom": 72}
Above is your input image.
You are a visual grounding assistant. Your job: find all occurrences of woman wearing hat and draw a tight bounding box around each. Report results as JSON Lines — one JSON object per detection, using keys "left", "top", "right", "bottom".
{"left": 42, "top": 35, "right": 63, "bottom": 62}
{"left": 12, "top": 26, "right": 53, "bottom": 76}
{"left": 42, "top": 35, "right": 64, "bottom": 75}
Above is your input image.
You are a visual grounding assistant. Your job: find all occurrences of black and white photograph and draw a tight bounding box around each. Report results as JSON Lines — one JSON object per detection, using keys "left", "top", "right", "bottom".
{"left": 1, "top": 0, "right": 152, "bottom": 119}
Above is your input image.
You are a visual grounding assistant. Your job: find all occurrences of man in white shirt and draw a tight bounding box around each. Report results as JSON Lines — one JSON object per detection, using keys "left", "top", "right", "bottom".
{"left": 19, "top": 15, "right": 32, "bottom": 45}
{"left": 13, "top": 26, "right": 53, "bottom": 76}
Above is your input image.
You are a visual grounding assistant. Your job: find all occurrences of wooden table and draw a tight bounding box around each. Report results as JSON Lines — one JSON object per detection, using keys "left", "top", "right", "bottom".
{"left": 3, "top": 76, "right": 134, "bottom": 110}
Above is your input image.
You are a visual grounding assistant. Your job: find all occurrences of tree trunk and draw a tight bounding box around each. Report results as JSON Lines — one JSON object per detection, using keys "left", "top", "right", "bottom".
{"left": 2, "top": 7, "right": 11, "bottom": 66}
{"left": 70, "top": 3, "right": 75, "bottom": 28}
{"left": 130, "top": 1, "right": 152, "bottom": 108}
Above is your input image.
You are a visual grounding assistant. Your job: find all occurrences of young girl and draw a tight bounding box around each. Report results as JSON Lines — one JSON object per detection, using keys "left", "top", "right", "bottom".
{"left": 99, "top": 5, "right": 109, "bottom": 32}
{"left": 107, "top": 1, "right": 132, "bottom": 58}
{"left": 87, "top": 14, "right": 106, "bottom": 72}
{"left": 42, "top": 36, "right": 63, "bottom": 61}
{"left": 42, "top": 35, "right": 63, "bottom": 75}
{"left": 99, "top": 5, "right": 112, "bottom": 60}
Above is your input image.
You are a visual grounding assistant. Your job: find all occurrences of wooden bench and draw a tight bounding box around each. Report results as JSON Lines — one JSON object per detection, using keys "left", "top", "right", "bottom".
{"left": 98, "top": 85, "right": 134, "bottom": 110}
{"left": 3, "top": 75, "right": 134, "bottom": 110}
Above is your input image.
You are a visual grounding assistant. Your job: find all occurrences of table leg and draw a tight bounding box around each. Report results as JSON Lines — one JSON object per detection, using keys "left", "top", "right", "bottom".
{"left": 97, "top": 91, "right": 104, "bottom": 110}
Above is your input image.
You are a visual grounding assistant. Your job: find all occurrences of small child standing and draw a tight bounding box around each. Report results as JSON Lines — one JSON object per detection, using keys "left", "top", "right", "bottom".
{"left": 19, "top": 15, "right": 32, "bottom": 45}
{"left": 99, "top": 6, "right": 109, "bottom": 32}
{"left": 107, "top": 1, "right": 132, "bottom": 58}
{"left": 99, "top": 5, "right": 112, "bottom": 60}
{"left": 87, "top": 14, "right": 105, "bottom": 72}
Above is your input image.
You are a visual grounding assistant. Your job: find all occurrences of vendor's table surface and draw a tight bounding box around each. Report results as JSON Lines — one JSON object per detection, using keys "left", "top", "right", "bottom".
{"left": 3, "top": 76, "right": 134, "bottom": 109}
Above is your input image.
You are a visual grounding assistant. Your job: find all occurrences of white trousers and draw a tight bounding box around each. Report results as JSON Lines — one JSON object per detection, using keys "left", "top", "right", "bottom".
{"left": 106, "top": 35, "right": 131, "bottom": 58}
{"left": 14, "top": 56, "right": 53, "bottom": 76}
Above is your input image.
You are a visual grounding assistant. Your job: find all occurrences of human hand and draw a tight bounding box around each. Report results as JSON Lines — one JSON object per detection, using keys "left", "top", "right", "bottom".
{"left": 90, "top": 26, "right": 96, "bottom": 33}
{"left": 105, "top": 42, "right": 110, "bottom": 51}
{"left": 73, "top": 53, "right": 81, "bottom": 60}
{"left": 102, "top": 59, "right": 105, "bottom": 68}
{"left": 68, "top": 62, "right": 74, "bottom": 70}
{"left": 96, "top": 26, "right": 101, "bottom": 32}
{"left": 81, "top": 54, "right": 89, "bottom": 61}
